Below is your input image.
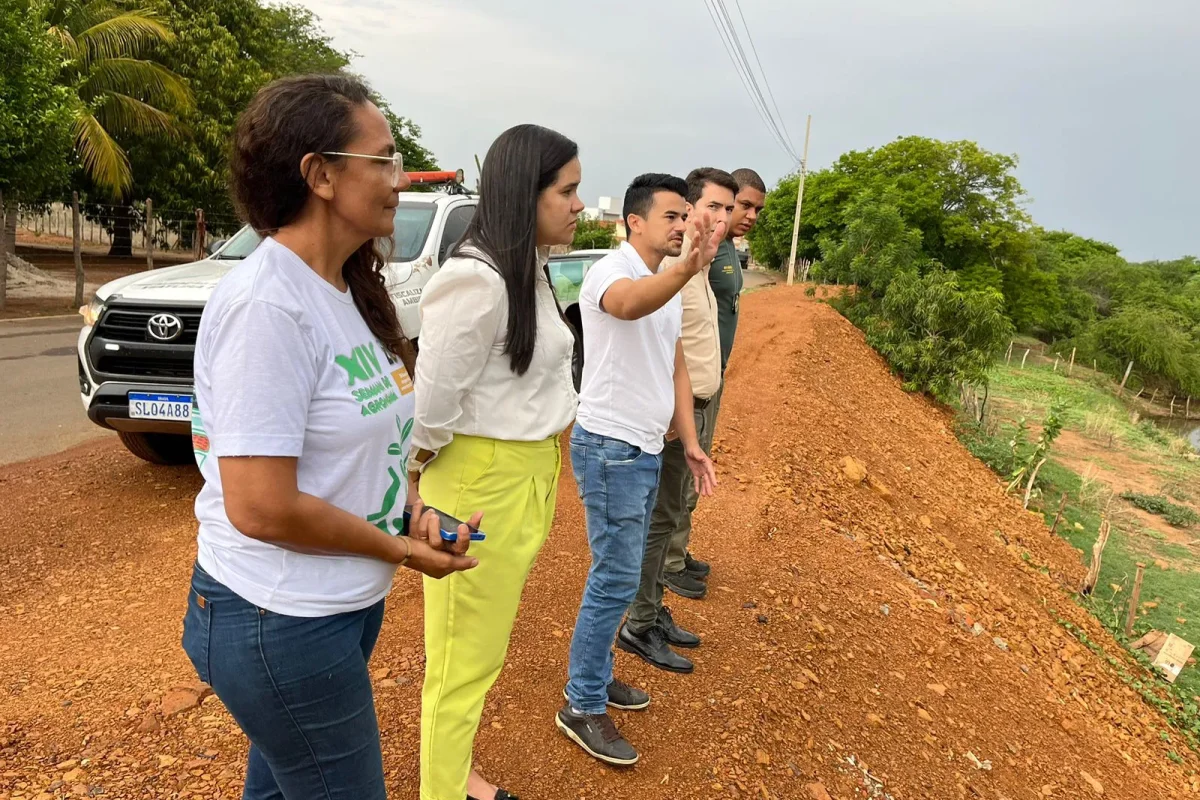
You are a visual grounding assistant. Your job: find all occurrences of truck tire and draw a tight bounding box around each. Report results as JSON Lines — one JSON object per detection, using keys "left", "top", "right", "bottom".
{"left": 118, "top": 431, "right": 195, "bottom": 466}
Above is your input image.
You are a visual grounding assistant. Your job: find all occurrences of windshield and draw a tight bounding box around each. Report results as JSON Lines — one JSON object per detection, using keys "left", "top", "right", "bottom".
{"left": 549, "top": 256, "right": 604, "bottom": 304}
{"left": 213, "top": 202, "right": 438, "bottom": 262}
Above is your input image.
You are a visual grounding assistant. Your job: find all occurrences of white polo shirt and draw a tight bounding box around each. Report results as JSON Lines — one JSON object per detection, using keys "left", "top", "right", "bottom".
{"left": 575, "top": 242, "right": 682, "bottom": 455}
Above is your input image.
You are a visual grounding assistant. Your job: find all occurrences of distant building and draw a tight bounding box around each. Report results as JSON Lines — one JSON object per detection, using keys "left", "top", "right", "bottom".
{"left": 582, "top": 195, "right": 622, "bottom": 223}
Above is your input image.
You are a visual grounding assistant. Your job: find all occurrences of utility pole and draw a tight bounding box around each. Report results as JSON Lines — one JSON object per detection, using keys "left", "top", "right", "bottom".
{"left": 786, "top": 114, "right": 812, "bottom": 286}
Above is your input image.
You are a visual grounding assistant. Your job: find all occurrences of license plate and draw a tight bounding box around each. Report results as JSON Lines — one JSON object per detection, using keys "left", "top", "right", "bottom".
{"left": 128, "top": 392, "right": 193, "bottom": 421}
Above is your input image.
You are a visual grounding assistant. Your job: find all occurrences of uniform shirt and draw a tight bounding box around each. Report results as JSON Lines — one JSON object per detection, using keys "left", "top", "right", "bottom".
{"left": 662, "top": 235, "right": 720, "bottom": 400}
{"left": 708, "top": 239, "right": 744, "bottom": 372}
{"left": 192, "top": 237, "right": 415, "bottom": 617}
{"left": 412, "top": 247, "right": 578, "bottom": 458}
{"left": 575, "top": 242, "right": 682, "bottom": 455}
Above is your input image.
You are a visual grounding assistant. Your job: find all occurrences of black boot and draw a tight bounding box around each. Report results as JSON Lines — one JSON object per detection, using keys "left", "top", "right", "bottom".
{"left": 617, "top": 623, "right": 694, "bottom": 673}
{"left": 664, "top": 568, "right": 708, "bottom": 599}
{"left": 658, "top": 606, "right": 701, "bottom": 648}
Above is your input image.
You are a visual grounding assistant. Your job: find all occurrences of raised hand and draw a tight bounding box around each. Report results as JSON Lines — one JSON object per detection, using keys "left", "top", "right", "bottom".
{"left": 404, "top": 499, "right": 481, "bottom": 578}
{"left": 680, "top": 211, "right": 727, "bottom": 277}
{"left": 681, "top": 211, "right": 715, "bottom": 277}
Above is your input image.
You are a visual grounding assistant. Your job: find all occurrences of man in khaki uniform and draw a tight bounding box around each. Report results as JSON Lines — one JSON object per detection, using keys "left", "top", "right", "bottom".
{"left": 618, "top": 168, "right": 738, "bottom": 673}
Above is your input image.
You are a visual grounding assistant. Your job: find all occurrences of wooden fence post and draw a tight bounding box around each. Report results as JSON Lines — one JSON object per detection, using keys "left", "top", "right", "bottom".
{"left": 1053, "top": 355, "right": 1060, "bottom": 373}
{"left": 1170, "top": 396, "right": 1176, "bottom": 417}
{"left": 145, "top": 198, "right": 154, "bottom": 270}
{"left": 1021, "top": 349, "right": 1031, "bottom": 369}
{"left": 1081, "top": 510, "right": 1113, "bottom": 596}
{"left": 1125, "top": 563, "right": 1146, "bottom": 637}
{"left": 1118, "top": 361, "right": 1134, "bottom": 396}
{"left": 1006, "top": 340, "right": 1014, "bottom": 365}
{"left": 193, "top": 208, "right": 206, "bottom": 260}
{"left": 1068, "top": 347, "right": 1076, "bottom": 376}
{"left": 72, "top": 192, "right": 83, "bottom": 307}
{"left": 1049, "top": 492, "right": 1069, "bottom": 536}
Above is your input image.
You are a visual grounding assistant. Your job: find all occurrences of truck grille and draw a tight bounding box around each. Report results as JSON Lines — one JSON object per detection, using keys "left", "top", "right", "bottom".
{"left": 93, "top": 354, "right": 195, "bottom": 379}
{"left": 87, "top": 304, "right": 201, "bottom": 383}
{"left": 96, "top": 307, "right": 203, "bottom": 345}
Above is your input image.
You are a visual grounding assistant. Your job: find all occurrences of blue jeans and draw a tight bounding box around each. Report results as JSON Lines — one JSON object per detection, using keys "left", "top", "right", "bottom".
{"left": 565, "top": 425, "right": 663, "bottom": 715}
{"left": 181, "top": 563, "right": 387, "bottom": 800}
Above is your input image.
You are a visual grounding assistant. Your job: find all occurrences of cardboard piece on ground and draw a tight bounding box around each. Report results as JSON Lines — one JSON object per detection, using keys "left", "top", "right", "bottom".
{"left": 1153, "top": 635, "right": 1195, "bottom": 684}
{"left": 1131, "top": 630, "right": 1195, "bottom": 684}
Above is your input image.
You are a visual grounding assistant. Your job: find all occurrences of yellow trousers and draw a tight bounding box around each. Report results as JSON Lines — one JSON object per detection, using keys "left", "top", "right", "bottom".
{"left": 419, "top": 434, "right": 561, "bottom": 800}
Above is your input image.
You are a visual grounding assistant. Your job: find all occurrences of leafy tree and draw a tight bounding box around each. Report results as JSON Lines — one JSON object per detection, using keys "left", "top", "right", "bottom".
{"left": 815, "top": 197, "right": 927, "bottom": 299}
{"left": 866, "top": 269, "right": 1014, "bottom": 401}
{"left": 571, "top": 217, "right": 617, "bottom": 251}
{"left": 0, "top": 0, "right": 76, "bottom": 310}
{"left": 119, "top": 0, "right": 436, "bottom": 242}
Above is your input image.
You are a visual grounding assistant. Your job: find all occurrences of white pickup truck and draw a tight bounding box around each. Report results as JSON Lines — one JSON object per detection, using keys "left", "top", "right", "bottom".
{"left": 77, "top": 189, "right": 478, "bottom": 465}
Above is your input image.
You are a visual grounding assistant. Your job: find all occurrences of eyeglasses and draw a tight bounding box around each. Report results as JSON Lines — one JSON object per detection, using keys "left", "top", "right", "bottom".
{"left": 320, "top": 151, "right": 405, "bottom": 187}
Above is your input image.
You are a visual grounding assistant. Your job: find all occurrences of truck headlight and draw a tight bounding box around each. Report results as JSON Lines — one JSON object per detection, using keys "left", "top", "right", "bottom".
{"left": 80, "top": 297, "right": 105, "bottom": 327}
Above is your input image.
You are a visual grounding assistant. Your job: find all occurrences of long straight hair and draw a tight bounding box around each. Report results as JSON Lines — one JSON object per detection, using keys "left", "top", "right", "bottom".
{"left": 229, "top": 73, "right": 416, "bottom": 376}
{"left": 450, "top": 124, "right": 578, "bottom": 375}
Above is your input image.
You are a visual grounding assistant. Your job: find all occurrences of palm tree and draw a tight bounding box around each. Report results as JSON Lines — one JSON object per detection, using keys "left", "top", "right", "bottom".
{"left": 23, "top": 0, "right": 193, "bottom": 255}
{"left": 41, "top": 0, "right": 192, "bottom": 197}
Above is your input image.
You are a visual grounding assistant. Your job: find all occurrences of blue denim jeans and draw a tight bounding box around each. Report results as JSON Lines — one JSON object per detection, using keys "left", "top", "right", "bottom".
{"left": 565, "top": 425, "right": 663, "bottom": 715}
{"left": 181, "top": 563, "right": 387, "bottom": 800}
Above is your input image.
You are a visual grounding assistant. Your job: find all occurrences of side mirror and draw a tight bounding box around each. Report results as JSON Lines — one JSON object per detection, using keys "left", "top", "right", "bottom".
{"left": 206, "top": 239, "right": 226, "bottom": 256}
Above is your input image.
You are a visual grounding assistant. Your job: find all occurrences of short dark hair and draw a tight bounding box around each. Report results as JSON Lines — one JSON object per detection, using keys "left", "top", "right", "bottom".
{"left": 622, "top": 173, "right": 687, "bottom": 232}
{"left": 685, "top": 167, "right": 738, "bottom": 205}
{"left": 731, "top": 168, "right": 766, "bottom": 193}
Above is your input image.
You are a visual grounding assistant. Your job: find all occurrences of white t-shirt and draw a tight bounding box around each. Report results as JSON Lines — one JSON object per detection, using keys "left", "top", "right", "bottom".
{"left": 575, "top": 242, "right": 682, "bottom": 455}
{"left": 191, "top": 237, "right": 416, "bottom": 617}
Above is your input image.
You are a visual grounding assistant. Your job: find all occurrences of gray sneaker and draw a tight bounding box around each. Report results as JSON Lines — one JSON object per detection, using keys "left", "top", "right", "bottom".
{"left": 556, "top": 704, "right": 639, "bottom": 765}
{"left": 563, "top": 678, "right": 650, "bottom": 711}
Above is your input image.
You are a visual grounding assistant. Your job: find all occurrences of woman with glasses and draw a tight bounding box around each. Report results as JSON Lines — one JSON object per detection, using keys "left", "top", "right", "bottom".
{"left": 181, "top": 73, "right": 479, "bottom": 800}
{"left": 410, "top": 124, "right": 582, "bottom": 800}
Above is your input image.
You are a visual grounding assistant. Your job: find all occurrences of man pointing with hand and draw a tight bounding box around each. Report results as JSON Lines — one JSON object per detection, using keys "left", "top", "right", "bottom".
{"left": 557, "top": 173, "right": 721, "bottom": 766}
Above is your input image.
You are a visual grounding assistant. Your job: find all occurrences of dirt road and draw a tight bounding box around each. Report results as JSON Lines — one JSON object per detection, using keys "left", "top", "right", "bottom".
{"left": 1, "top": 286, "right": 1196, "bottom": 799}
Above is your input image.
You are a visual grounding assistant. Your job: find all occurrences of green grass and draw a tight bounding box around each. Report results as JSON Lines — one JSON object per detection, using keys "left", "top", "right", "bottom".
{"left": 986, "top": 363, "right": 1178, "bottom": 452}
{"left": 956, "top": 361, "right": 1200, "bottom": 742}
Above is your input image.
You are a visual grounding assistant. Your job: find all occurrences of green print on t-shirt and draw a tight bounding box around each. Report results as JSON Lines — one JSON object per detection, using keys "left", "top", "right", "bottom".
{"left": 366, "top": 414, "right": 414, "bottom": 535}
{"left": 335, "top": 342, "right": 401, "bottom": 417}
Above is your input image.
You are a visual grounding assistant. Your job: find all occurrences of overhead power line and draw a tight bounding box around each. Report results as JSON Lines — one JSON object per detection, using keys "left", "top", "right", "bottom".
{"left": 712, "top": 0, "right": 794, "bottom": 156}
{"left": 702, "top": 0, "right": 797, "bottom": 162}
{"left": 730, "top": 0, "right": 797, "bottom": 155}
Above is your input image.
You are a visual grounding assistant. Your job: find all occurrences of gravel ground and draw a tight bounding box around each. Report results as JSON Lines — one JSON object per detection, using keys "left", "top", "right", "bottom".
{"left": 2, "top": 285, "right": 1197, "bottom": 799}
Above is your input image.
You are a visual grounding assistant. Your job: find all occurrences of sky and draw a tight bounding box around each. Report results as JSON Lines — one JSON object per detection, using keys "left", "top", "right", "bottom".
{"left": 299, "top": 0, "right": 1199, "bottom": 261}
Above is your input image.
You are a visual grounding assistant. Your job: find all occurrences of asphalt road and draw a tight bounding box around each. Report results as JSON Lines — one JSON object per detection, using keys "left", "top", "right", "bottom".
{"left": 0, "top": 315, "right": 113, "bottom": 465}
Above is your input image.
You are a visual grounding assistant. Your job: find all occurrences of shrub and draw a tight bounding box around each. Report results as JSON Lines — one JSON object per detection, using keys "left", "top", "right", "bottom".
{"left": 1120, "top": 492, "right": 1200, "bottom": 528}
{"left": 865, "top": 269, "right": 1014, "bottom": 401}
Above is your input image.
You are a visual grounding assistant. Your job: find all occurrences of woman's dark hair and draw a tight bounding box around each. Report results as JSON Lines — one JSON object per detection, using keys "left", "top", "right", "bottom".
{"left": 450, "top": 124, "right": 578, "bottom": 376}
{"left": 229, "top": 73, "right": 415, "bottom": 375}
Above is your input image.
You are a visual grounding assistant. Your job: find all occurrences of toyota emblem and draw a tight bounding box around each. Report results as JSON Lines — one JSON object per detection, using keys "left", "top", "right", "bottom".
{"left": 147, "top": 313, "right": 184, "bottom": 342}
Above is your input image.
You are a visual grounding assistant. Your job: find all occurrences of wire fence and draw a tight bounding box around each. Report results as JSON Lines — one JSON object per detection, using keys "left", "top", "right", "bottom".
{"left": 15, "top": 199, "right": 243, "bottom": 262}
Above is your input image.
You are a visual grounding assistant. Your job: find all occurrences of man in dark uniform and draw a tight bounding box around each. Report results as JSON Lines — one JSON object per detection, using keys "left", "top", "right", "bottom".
{"left": 662, "top": 167, "right": 766, "bottom": 599}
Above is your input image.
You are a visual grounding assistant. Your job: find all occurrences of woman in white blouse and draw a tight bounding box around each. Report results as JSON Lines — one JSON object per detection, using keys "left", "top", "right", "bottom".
{"left": 410, "top": 125, "right": 582, "bottom": 800}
